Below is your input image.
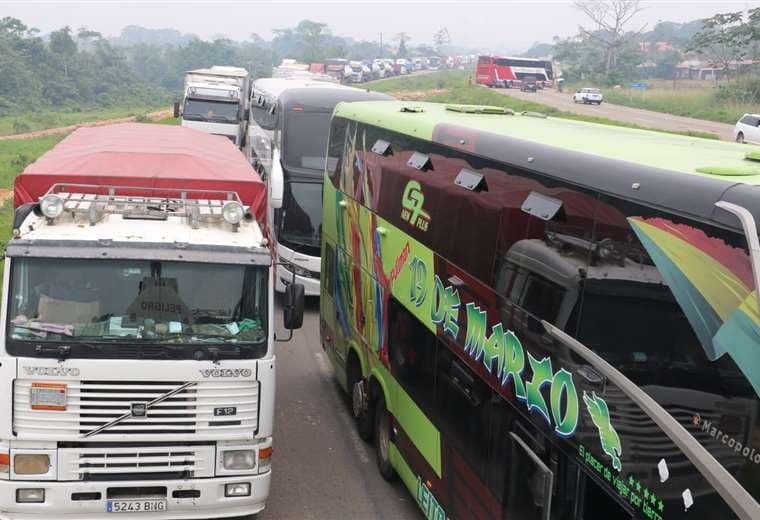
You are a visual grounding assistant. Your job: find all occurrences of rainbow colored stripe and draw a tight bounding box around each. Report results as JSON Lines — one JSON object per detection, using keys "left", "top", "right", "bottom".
{"left": 629, "top": 217, "right": 760, "bottom": 397}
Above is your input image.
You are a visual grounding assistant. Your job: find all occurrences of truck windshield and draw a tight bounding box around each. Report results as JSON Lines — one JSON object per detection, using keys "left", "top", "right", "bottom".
{"left": 278, "top": 180, "right": 322, "bottom": 255}
{"left": 575, "top": 280, "right": 751, "bottom": 394}
{"left": 183, "top": 99, "right": 239, "bottom": 123}
{"left": 283, "top": 111, "right": 333, "bottom": 171}
{"left": 7, "top": 258, "right": 267, "bottom": 356}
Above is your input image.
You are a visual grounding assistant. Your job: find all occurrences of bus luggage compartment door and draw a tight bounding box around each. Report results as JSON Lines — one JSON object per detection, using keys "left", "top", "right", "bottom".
{"left": 506, "top": 432, "right": 554, "bottom": 520}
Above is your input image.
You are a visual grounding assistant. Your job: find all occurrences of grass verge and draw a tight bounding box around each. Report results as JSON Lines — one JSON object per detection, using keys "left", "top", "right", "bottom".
{"left": 0, "top": 106, "right": 168, "bottom": 136}
{"left": 366, "top": 71, "right": 720, "bottom": 140}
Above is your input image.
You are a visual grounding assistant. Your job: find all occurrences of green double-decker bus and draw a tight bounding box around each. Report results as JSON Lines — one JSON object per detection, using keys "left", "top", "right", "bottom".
{"left": 319, "top": 101, "right": 760, "bottom": 520}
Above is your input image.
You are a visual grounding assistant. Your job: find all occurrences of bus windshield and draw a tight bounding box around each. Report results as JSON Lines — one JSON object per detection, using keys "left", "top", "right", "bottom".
{"left": 283, "top": 111, "right": 333, "bottom": 171}
{"left": 7, "top": 258, "right": 268, "bottom": 356}
{"left": 278, "top": 180, "right": 323, "bottom": 254}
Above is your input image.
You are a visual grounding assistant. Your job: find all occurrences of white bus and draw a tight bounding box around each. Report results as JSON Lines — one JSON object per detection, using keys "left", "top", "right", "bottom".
{"left": 248, "top": 78, "right": 391, "bottom": 296}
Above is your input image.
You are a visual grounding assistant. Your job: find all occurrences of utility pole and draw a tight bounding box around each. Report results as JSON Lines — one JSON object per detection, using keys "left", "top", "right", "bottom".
{"left": 380, "top": 32, "right": 383, "bottom": 58}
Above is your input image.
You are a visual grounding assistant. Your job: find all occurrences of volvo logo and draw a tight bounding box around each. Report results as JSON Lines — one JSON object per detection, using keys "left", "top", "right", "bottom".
{"left": 24, "top": 366, "right": 80, "bottom": 377}
{"left": 199, "top": 368, "right": 252, "bottom": 378}
{"left": 130, "top": 402, "right": 147, "bottom": 419}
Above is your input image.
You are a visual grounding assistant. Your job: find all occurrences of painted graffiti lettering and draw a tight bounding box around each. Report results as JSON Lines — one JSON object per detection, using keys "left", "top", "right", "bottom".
{"left": 430, "top": 275, "right": 460, "bottom": 339}
{"left": 403, "top": 256, "right": 603, "bottom": 453}
{"left": 409, "top": 256, "right": 428, "bottom": 308}
{"left": 526, "top": 354, "right": 553, "bottom": 424}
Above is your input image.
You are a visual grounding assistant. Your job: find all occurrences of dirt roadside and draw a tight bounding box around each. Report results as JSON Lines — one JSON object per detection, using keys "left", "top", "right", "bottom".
{"left": 0, "top": 108, "right": 173, "bottom": 142}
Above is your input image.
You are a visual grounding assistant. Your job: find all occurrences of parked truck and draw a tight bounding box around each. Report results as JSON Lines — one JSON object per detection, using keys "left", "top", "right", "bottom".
{"left": 2, "top": 122, "right": 304, "bottom": 520}
{"left": 174, "top": 66, "right": 251, "bottom": 149}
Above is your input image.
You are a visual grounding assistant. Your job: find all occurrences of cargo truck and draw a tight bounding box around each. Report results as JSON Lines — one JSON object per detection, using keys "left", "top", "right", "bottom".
{"left": 1, "top": 122, "right": 304, "bottom": 519}
{"left": 174, "top": 66, "right": 251, "bottom": 149}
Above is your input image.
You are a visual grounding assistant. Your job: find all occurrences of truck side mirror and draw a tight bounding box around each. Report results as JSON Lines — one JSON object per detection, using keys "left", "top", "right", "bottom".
{"left": 283, "top": 283, "right": 305, "bottom": 330}
{"left": 173, "top": 101, "right": 180, "bottom": 119}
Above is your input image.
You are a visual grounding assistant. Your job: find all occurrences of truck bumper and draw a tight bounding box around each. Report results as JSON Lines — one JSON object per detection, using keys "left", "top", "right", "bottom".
{"left": 0, "top": 472, "right": 270, "bottom": 520}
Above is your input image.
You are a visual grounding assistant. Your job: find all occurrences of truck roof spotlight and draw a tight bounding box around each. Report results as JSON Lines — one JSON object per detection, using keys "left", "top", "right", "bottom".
{"left": 40, "top": 195, "right": 64, "bottom": 219}
{"left": 222, "top": 201, "right": 245, "bottom": 225}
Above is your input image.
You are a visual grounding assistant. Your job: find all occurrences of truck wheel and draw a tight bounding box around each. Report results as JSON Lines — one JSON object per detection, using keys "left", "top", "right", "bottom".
{"left": 374, "top": 394, "right": 396, "bottom": 481}
{"left": 348, "top": 357, "right": 373, "bottom": 441}
{"left": 736, "top": 132, "right": 745, "bottom": 144}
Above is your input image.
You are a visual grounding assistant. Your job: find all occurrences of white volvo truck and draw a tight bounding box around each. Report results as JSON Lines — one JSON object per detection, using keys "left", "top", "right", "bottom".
{"left": 0, "top": 123, "right": 304, "bottom": 519}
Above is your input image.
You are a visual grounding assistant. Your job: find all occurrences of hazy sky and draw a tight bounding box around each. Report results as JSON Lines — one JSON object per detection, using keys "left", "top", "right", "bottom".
{"left": 1, "top": 0, "right": 758, "bottom": 52}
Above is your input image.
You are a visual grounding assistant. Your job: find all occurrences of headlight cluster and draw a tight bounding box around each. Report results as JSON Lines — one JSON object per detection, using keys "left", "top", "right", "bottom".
{"left": 223, "top": 450, "right": 255, "bottom": 471}
{"left": 14, "top": 454, "right": 50, "bottom": 475}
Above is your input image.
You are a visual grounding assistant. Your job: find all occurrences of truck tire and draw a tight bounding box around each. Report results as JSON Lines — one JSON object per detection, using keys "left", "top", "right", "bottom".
{"left": 374, "top": 394, "right": 396, "bottom": 481}
{"left": 348, "top": 357, "right": 373, "bottom": 442}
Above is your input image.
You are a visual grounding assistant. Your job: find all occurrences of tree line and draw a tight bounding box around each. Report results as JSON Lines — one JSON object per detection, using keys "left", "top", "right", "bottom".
{"left": 0, "top": 16, "right": 459, "bottom": 117}
{"left": 542, "top": 0, "right": 760, "bottom": 85}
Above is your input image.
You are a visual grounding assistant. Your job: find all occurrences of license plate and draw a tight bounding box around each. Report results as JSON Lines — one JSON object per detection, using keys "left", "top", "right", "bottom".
{"left": 107, "top": 499, "right": 167, "bottom": 513}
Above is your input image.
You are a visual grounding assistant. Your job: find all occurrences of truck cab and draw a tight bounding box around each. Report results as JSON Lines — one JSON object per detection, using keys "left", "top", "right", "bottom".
{"left": 0, "top": 123, "right": 303, "bottom": 519}
{"left": 176, "top": 67, "right": 251, "bottom": 148}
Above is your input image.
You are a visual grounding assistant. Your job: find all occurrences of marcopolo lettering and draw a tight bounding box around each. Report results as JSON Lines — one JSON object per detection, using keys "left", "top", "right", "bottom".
{"left": 699, "top": 417, "right": 760, "bottom": 465}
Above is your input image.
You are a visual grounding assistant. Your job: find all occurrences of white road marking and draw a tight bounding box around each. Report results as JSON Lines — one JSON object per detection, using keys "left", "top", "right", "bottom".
{"left": 314, "top": 352, "right": 371, "bottom": 464}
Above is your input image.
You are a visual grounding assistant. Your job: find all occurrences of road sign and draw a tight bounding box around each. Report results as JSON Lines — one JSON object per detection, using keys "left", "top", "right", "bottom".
{"left": 629, "top": 82, "right": 649, "bottom": 89}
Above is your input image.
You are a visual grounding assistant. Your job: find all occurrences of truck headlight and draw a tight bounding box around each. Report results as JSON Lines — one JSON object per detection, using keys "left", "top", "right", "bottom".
{"left": 14, "top": 454, "right": 50, "bottom": 475}
{"left": 222, "top": 201, "right": 245, "bottom": 225}
{"left": 40, "top": 195, "right": 64, "bottom": 219}
{"left": 223, "top": 450, "right": 255, "bottom": 471}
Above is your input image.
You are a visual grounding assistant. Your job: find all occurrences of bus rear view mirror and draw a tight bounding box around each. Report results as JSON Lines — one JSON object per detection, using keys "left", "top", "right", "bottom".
{"left": 283, "top": 282, "right": 305, "bottom": 330}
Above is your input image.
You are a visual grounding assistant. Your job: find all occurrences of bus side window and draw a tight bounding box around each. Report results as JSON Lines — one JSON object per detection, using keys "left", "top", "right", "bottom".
{"left": 387, "top": 299, "right": 436, "bottom": 413}
{"left": 327, "top": 117, "right": 348, "bottom": 185}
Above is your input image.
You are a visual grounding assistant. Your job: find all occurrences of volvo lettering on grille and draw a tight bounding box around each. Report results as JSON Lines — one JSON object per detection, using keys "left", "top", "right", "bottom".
{"left": 24, "top": 366, "right": 80, "bottom": 377}
{"left": 199, "top": 368, "right": 252, "bottom": 378}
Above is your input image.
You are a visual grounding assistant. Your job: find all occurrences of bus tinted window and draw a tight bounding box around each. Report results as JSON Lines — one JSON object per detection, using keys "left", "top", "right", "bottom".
{"left": 278, "top": 180, "right": 323, "bottom": 253}
{"left": 388, "top": 299, "right": 437, "bottom": 412}
{"left": 283, "top": 111, "right": 333, "bottom": 171}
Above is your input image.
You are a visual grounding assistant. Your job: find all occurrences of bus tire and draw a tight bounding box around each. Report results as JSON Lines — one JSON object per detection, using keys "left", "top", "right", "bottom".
{"left": 348, "top": 355, "right": 373, "bottom": 442}
{"left": 374, "top": 394, "right": 396, "bottom": 481}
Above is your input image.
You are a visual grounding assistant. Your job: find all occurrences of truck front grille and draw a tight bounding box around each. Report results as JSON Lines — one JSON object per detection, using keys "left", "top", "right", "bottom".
{"left": 57, "top": 443, "right": 215, "bottom": 481}
{"left": 14, "top": 380, "right": 259, "bottom": 441}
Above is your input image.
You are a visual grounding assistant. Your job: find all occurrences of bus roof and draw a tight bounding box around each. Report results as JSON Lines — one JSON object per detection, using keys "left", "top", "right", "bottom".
{"left": 333, "top": 101, "right": 760, "bottom": 229}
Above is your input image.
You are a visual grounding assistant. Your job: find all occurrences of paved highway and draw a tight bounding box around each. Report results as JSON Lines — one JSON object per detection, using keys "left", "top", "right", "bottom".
{"left": 493, "top": 86, "right": 736, "bottom": 141}
{"left": 256, "top": 298, "right": 421, "bottom": 520}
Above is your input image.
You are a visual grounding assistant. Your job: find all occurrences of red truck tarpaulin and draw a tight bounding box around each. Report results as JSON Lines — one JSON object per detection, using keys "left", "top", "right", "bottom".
{"left": 14, "top": 123, "right": 267, "bottom": 225}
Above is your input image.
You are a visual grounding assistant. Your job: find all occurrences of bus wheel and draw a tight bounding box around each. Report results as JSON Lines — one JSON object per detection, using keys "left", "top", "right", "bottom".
{"left": 374, "top": 394, "right": 396, "bottom": 481}
{"left": 348, "top": 357, "right": 373, "bottom": 441}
